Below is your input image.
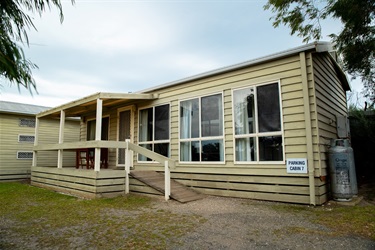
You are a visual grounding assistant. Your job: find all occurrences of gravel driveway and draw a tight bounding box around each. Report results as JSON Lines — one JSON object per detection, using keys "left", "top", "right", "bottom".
{"left": 151, "top": 196, "right": 375, "bottom": 250}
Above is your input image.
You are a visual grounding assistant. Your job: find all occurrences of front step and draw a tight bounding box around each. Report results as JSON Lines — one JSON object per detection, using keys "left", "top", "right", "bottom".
{"left": 129, "top": 171, "right": 205, "bottom": 203}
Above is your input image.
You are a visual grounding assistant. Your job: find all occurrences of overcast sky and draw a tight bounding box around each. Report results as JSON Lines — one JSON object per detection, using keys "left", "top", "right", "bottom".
{"left": 0, "top": 0, "right": 360, "bottom": 108}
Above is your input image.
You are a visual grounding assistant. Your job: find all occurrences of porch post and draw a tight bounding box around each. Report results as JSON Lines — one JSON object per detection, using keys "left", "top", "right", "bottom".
{"left": 125, "top": 139, "right": 130, "bottom": 194}
{"left": 94, "top": 98, "right": 102, "bottom": 171}
{"left": 57, "top": 110, "right": 65, "bottom": 168}
{"left": 32, "top": 117, "right": 40, "bottom": 167}
{"left": 164, "top": 160, "right": 170, "bottom": 201}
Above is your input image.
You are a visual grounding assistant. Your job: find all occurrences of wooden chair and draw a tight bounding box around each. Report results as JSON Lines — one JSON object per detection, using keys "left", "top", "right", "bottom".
{"left": 76, "top": 149, "right": 90, "bottom": 169}
{"left": 76, "top": 148, "right": 108, "bottom": 169}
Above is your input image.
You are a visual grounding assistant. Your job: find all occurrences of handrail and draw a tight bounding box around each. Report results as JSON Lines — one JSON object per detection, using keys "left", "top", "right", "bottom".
{"left": 124, "top": 139, "right": 172, "bottom": 200}
{"left": 33, "top": 139, "right": 175, "bottom": 201}
{"left": 33, "top": 140, "right": 176, "bottom": 168}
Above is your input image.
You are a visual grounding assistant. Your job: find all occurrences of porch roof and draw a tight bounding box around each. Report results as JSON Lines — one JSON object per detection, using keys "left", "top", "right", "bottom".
{"left": 37, "top": 92, "right": 159, "bottom": 118}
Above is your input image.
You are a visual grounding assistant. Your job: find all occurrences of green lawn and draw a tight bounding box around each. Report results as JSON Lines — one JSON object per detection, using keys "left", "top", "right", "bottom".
{"left": 0, "top": 182, "right": 204, "bottom": 249}
{"left": 1, "top": 182, "right": 374, "bottom": 249}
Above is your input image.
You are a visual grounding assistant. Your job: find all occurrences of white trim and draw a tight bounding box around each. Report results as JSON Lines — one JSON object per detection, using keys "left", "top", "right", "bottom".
{"left": 178, "top": 91, "right": 226, "bottom": 164}
{"left": 232, "top": 81, "right": 285, "bottom": 165}
{"left": 137, "top": 103, "right": 171, "bottom": 163}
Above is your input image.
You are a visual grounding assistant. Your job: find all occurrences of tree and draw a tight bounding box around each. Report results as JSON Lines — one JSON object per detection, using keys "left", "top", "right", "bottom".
{"left": 0, "top": 0, "right": 74, "bottom": 93}
{"left": 264, "top": 0, "right": 375, "bottom": 105}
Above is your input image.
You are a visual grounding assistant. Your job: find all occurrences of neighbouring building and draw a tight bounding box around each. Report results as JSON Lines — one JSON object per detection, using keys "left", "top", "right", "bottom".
{"left": 0, "top": 101, "right": 79, "bottom": 182}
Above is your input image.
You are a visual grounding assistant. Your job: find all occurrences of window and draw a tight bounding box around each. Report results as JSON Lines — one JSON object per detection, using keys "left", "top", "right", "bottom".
{"left": 180, "top": 93, "right": 224, "bottom": 162}
{"left": 233, "top": 82, "right": 283, "bottom": 162}
{"left": 138, "top": 104, "right": 170, "bottom": 161}
{"left": 19, "top": 135, "right": 35, "bottom": 143}
{"left": 17, "top": 151, "right": 33, "bottom": 159}
{"left": 86, "top": 117, "right": 109, "bottom": 141}
{"left": 19, "top": 118, "right": 35, "bottom": 127}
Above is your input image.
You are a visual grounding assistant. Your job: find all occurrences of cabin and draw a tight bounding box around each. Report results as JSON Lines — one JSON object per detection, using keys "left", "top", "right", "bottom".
{"left": 31, "top": 42, "right": 350, "bottom": 205}
{"left": 0, "top": 101, "right": 79, "bottom": 182}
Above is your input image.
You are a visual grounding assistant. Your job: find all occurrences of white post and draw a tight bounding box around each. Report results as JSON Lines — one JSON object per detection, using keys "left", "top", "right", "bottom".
{"left": 125, "top": 139, "right": 130, "bottom": 194}
{"left": 57, "top": 110, "right": 65, "bottom": 169}
{"left": 164, "top": 160, "right": 170, "bottom": 201}
{"left": 32, "top": 117, "right": 40, "bottom": 167}
{"left": 94, "top": 99, "right": 102, "bottom": 171}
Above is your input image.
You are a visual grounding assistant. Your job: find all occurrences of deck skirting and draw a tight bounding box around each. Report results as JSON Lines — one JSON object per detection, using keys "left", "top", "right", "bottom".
{"left": 31, "top": 166, "right": 126, "bottom": 198}
{"left": 0, "top": 169, "right": 31, "bottom": 182}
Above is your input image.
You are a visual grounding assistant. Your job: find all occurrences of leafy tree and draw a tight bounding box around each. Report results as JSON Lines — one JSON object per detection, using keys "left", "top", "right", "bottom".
{"left": 264, "top": 0, "right": 375, "bottom": 105}
{"left": 0, "top": 0, "right": 74, "bottom": 93}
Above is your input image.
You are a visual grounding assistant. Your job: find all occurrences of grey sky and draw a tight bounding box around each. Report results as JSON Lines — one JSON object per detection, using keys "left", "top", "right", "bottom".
{"left": 1, "top": 0, "right": 356, "bottom": 107}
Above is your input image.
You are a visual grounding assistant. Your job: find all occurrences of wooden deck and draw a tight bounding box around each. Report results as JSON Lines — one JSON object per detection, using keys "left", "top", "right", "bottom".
{"left": 130, "top": 171, "right": 205, "bottom": 203}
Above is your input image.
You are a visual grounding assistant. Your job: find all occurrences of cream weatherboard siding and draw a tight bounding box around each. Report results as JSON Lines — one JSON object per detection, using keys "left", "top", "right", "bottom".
{"left": 0, "top": 112, "right": 80, "bottom": 181}
{"left": 36, "top": 118, "right": 80, "bottom": 167}
{"left": 0, "top": 114, "right": 36, "bottom": 180}
{"left": 312, "top": 53, "right": 348, "bottom": 177}
{"left": 130, "top": 54, "right": 318, "bottom": 204}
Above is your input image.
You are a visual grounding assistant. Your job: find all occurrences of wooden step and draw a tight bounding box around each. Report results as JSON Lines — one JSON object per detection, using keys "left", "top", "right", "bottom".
{"left": 129, "top": 171, "right": 205, "bottom": 203}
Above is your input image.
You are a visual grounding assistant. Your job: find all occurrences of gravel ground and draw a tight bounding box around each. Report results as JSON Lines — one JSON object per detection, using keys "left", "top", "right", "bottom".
{"left": 150, "top": 196, "right": 375, "bottom": 250}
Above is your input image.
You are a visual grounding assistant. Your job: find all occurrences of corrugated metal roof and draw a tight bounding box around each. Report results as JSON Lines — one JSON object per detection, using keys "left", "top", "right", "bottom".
{"left": 0, "top": 101, "right": 50, "bottom": 115}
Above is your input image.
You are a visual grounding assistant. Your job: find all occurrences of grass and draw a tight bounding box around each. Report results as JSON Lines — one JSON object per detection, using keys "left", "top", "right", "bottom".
{"left": 271, "top": 201, "right": 375, "bottom": 240}
{"left": 0, "top": 182, "right": 204, "bottom": 249}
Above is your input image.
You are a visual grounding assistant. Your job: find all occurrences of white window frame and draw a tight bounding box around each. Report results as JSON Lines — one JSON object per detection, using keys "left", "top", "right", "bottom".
{"left": 137, "top": 103, "right": 171, "bottom": 163}
{"left": 232, "top": 81, "right": 285, "bottom": 165}
{"left": 17, "top": 151, "right": 33, "bottom": 160}
{"left": 178, "top": 92, "right": 225, "bottom": 164}
{"left": 18, "top": 134, "right": 35, "bottom": 143}
{"left": 116, "top": 106, "right": 134, "bottom": 167}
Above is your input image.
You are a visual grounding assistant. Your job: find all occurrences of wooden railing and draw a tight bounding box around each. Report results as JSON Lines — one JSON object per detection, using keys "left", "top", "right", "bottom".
{"left": 33, "top": 139, "right": 176, "bottom": 201}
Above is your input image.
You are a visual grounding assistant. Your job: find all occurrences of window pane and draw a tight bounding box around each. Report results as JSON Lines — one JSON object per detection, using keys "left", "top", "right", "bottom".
{"left": 233, "top": 88, "right": 255, "bottom": 135}
{"left": 101, "top": 117, "right": 109, "bottom": 140}
{"left": 257, "top": 83, "right": 281, "bottom": 132}
{"left": 154, "top": 143, "right": 169, "bottom": 158}
{"left": 155, "top": 104, "right": 170, "bottom": 140}
{"left": 87, "top": 120, "right": 96, "bottom": 141}
{"left": 202, "top": 139, "right": 223, "bottom": 162}
{"left": 180, "top": 141, "right": 200, "bottom": 162}
{"left": 235, "top": 137, "right": 256, "bottom": 161}
{"left": 19, "top": 118, "right": 35, "bottom": 127}
{"left": 87, "top": 118, "right": 109, "bottom": 141}
{"left": 180, "top": 99, "right": 199, "bottom": 139}
{"left": 259, "top": 136, "right": 283, "bottom": 161}
{"left": 139, "top": 108, "right": 153, "bottom": 142}
{"left": 201, "top": 94, "right": 223, "bottom": 137}
{"left": 138, "top": 144, "right": 153, "bottom": 161}
{"left": 19, "top": 135, "right": 35, "bottom": 143}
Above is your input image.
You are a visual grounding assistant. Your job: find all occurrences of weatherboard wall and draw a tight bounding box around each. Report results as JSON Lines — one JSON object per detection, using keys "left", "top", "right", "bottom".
{"left": 0, "top": 113, "right": 79, "bottom": 182}
{"left": 130, "top": 52, "right": 325, "bottom": 204}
